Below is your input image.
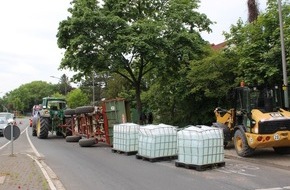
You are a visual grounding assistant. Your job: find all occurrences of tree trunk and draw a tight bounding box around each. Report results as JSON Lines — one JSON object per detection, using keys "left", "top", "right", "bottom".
{"left": 248, "top": 0, "right": 259, "bottom": 23}
{"left": 135, "top": 85, "right": 143, "bottom": 125}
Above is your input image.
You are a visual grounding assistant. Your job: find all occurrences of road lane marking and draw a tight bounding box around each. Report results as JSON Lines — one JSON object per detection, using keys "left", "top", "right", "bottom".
{"left": 25, "top": 126, "right": 41, "bottom": 158}
{"left": 0, "top": 141, "right": 10, "bottom": 150}
{"left": 216, "top": 168, "right": 256, "bottom": 177}
{"left": 26, "top": 154, "right": 57, "bottom": 190}
{"left": 256, "top": 186, "right": 290, "bottom": 190}
{"left": 25, "top": 126, "right": 66, "bottom": 190}
{"left": 216, "top": 163, "right": 259, "bottom": 177}
{"left": 0, "top": 124, "right": 27, "bottom": 150}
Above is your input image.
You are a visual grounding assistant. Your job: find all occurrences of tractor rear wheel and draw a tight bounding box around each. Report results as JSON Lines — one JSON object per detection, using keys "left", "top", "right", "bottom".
{"left": 37, "top": 117, "right": 49, "bottom": 139}
{"left": 234, "top": 129, "right": 255, "bottom": 157}
{"left": 79, "top": 138, "right": 96, "bottom": 147}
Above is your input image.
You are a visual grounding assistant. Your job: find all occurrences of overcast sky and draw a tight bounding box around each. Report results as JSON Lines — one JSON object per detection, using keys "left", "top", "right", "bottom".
{"left": 0, "top": 0, "right": 267, "bottom": 97}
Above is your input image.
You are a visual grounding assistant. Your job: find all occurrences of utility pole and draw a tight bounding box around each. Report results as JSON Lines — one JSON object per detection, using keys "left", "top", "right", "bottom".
{"left": 92, "top": 72, "right": 95, "bottom": 106}
{"left": 278, "top": 0, "right": 289, "bottom": 108}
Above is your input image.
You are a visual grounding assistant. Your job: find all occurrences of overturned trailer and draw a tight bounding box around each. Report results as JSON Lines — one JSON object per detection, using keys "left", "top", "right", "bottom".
{"left": 65, "top": 98, "right": 132, "bottom": 147}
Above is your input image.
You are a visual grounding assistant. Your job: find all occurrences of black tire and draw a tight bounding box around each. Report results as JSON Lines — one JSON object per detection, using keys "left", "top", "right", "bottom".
{"left": 64, "top": 109, "right": 75, "bottom": 115}
{"left": 66, "top": 135, "right": 81, "bottom": 142}
{"left": 234, "top": 129, "right": 255, "bottom": 157}
{"left": 75, "top": 106, "right": 95, "bottom": 114}
{"left": 32, "top": 129, "right": 37, "bottom": 136}
{"left": 79, "top": 138, "right": 96, "bottom": 147}
{"left": 37, "top": 117, "right": 49, "bottom": 139}
{"left": 32, "top": 116, "right": 38, "bottom": 136}
{"left": 273, "top": 147, "right": 290, "bottom": 154}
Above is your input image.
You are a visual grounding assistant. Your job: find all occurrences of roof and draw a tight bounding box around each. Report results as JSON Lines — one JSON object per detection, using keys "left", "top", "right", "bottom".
{"left": 211, "top": 41, "right": 227, "bottom": 51}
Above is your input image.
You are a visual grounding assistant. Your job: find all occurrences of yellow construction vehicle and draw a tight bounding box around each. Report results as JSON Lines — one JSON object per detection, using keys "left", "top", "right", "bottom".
{"left": 213, "top": 84, "right": 290, "bottom": 157}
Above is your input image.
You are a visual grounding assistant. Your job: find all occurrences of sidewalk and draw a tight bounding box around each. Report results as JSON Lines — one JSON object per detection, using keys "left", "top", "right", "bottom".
{"left": 0, "top": 153, "right": 49, "bottom": 190}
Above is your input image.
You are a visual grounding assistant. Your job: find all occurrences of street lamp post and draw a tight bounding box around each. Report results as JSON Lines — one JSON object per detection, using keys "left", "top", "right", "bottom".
{"left": 92, "top": 73, "right": 95, "bottom": 106}
{"left": 278, "top": 0, "right": 289, "bottom": 108}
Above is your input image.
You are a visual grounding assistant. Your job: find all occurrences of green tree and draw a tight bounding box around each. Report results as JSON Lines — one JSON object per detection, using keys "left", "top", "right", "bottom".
{"left": 13, "top": 97, "right": 24, "bottom": 115}
{"left": 51, "top": 92, "right": 65, "bottom": 99}
{"left": 66, "top": 88, "right": 90, "bottom": 108}
{"left": 224, "top": 0, "right": 290, "bottom": 86}
{"left": 57, "top": 0, "right": 213, "bottom": 119}
{"left": 3, "top": 81, "right": 57, "bottom": 113}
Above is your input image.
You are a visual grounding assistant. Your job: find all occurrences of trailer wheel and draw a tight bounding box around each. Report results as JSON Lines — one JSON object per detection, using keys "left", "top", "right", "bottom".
{"left": 273, "top": 147, "right": 290, "bottom": 154}
{"left": 64, "top": 109, "right": 75, "bottom": 116}
{"left": 66, "top": 135, "right": 81, "bottom": 142}
{"left": 75, "top": 106, "right": 95, "bottom": 114}
{"left": 79, "top": 138, "right": 96, "bottom": 147}
{"left": 37, "top": 117, "right": 49, "bottom": 139}
{"left": 234, "top": 129, "right": 254, "bottom": 157}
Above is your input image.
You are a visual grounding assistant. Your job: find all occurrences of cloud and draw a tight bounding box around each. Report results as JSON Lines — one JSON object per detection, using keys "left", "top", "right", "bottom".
{"left": 0, "top": 0, "right": 73, "bottom": 95}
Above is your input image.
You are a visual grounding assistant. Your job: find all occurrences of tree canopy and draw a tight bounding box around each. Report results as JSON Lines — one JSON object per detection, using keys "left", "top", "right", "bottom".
{"left": 57, "top": 0, "right": 213, "bottom": 117}
{"left": 224, "top": 0, "right": 290, "bottom": 87}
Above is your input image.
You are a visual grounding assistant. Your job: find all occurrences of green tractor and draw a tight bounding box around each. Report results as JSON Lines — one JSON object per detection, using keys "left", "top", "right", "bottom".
{"left": 32, "top": 97, "right": 71, "bottom": 139}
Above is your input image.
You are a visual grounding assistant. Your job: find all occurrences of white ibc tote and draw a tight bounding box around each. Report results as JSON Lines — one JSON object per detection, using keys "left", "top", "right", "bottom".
{"left": 113, "top": 123, "right": 140, "bottom": 152}
{"left": 177, "top": 125, "right": 224, "bottom": 165}
{"left": 138, "top": 124, "right": 177, "bottom": 158}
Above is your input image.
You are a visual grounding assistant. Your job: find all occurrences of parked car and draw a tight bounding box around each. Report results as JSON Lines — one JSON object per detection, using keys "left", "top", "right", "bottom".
{"left": 0, "top": 116, "right": 8, "bottom": 136}
{"left": 0, "top": 112, "right": 14, "bottom": 120}
{"left": 0, "top": 112, "right": 16, "bottom": 126}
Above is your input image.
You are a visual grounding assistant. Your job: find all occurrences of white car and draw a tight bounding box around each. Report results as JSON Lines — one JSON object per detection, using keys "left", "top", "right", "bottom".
{"left": 0, "top": 116, "right": 8, "bottom": 136}
{"left": 0, "top": 112, "right": 14, "bottom": 120}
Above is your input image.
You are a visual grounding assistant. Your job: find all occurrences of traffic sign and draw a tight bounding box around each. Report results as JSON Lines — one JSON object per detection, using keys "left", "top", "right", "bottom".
{"left": 4, "top": 125, "right": 20, "bottom": 140}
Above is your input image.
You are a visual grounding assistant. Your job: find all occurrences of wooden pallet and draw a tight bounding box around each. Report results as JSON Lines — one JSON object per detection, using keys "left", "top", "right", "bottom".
{"left": 175, "top": 161, "right": 225, "bottom": 171}
{"left": 135, "top": 154, "right": 178, "bottom": 162}
{"left": 111, "top": 149, "right": 138, "bottom": 156}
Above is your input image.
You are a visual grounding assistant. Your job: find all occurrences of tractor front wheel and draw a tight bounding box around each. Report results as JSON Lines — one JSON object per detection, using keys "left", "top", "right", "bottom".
{"left": 37, "top": 117, "right": 49, "bottom": 139}
{"left": 234, "top": 129, "right": 255, "bottom": 157}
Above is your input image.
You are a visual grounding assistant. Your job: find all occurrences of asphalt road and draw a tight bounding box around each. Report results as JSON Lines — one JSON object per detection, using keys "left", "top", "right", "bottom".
{"left": 1, "top": 118, "right": 290, "bottom": 190}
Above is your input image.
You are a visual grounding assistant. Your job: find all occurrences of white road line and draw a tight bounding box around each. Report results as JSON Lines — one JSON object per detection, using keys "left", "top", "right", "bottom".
{"left": 216, "top": 168, "right": 256, "bottom": 177}
{"left": 26, "top": 154, "right": 57, "bottom": 190}
{"left": 0, "top": 141, "right": 10, "bottom": 150}
{"left": 25, "top": 126, "right": 66, "bottom": 190}
{"left": 256, "top": 188, "right": 283, "bottom": 190}
{"left": 256, "top": 187, "right": 290, "bottom": 190}
{"left": 0, "top": 125, "right": 26, "bottom": 150}
{"left": 25, "top": 126, "right": 41, "bottom": 158}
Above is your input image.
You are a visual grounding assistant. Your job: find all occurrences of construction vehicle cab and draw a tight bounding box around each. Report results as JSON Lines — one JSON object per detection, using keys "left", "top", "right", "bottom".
{"left": 214, "top": 85, "right": 290, "bottom": 157}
